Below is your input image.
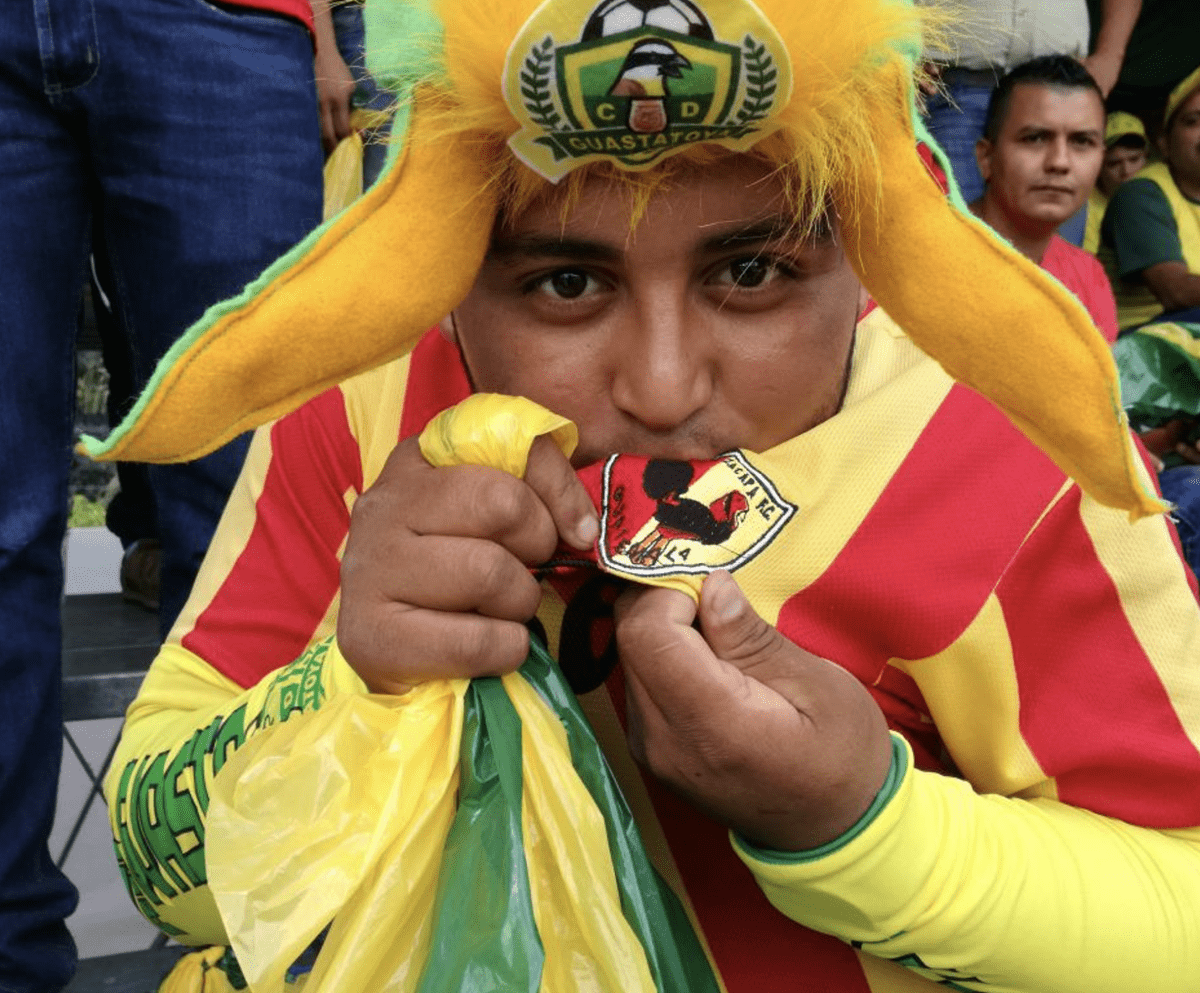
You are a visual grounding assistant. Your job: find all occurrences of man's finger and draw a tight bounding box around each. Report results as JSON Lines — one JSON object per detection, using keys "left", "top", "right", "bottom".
{"left": 331, "top": 94, "right": 353, "bottom": 144}
{"left": 697, "top": 570, "right": 785, "bottom": 667}
{"left": 615, "top": 585, "right": 733, "bottom": 717}
{"left": 523, "top": 434, "right": 600, "bottom": 550}
{"left": 319, "top": 106, "right": 337, "bottom": 155}
{"left": 338, "top": 604, "right": 531, "bottom": 692}
{"left": 370, "top": 439, "right": 561, "bottom": 564}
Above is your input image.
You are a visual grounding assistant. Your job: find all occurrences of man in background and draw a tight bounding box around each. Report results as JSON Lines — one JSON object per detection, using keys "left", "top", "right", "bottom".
{"left": 921, "top": 0, "right": 1141, "bottom": 224}
{"left": 1103, "top": 67, "right": 1200, "bottom": 330}
{"left": 0, "top": 2, "right": 324, "bottom": 989}
{"left": 1083, "top": 111, "right": 1148, "bottom": 253}
{"left": 971, "top": 56, "right": 1117, "bottom": 340}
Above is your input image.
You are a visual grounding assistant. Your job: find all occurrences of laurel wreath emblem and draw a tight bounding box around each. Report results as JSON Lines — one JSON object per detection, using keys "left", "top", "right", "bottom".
{"left": 521, "top": 36, "right": 566, "bottom": 132}
{"left": 735, "top": 35, "right": 777, "bottom": 125}
{"left": 520, "top": 32, "right": 778, "bottom": 137}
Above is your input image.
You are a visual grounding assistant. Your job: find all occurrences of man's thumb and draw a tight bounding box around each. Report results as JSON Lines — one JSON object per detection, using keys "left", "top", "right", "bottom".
{"left": 698, "top": 570, "right": 785, "bottom": 667}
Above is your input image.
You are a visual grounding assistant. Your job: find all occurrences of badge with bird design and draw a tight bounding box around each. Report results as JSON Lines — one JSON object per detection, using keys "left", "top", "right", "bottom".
{"left": 596, "top": 452, "right": 796, "bottom": 580}
{"left": 504, "top": 0, "right": 792, "bottom": 180}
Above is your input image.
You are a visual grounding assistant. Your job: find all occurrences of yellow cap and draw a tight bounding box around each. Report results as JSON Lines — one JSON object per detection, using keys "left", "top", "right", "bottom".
{"left": 1166, "top": 66, "right": 1200, "bottom": 129}
{"left": 1105, "top": 111, "right": 1146, "bottom": 147}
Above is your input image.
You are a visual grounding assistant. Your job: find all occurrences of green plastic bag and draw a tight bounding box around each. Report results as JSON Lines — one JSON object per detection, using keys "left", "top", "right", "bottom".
{"left": 415, "top": 639, "right": 720, "bottom": 993}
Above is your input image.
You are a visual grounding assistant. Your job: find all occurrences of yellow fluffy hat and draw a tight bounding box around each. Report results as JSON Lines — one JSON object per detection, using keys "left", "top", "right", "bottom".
{"left": 80, "top": 0, "right": 1162, "bottom": 518}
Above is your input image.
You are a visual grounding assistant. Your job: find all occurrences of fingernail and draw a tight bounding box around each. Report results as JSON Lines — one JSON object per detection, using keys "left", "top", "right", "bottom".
{"left": 575, "top": 514, "right": 600, "bottom": 548}
{"left": 708, "top": 570, "right": 743, "bottom": 622}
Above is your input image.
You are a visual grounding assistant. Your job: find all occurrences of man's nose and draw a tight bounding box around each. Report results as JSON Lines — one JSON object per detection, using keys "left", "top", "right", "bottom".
{"left": 610, "top": 293, "right": 712, "bottom": 432}
{"left": 1045, "top": 136, "right": 1071, "bottom": 171}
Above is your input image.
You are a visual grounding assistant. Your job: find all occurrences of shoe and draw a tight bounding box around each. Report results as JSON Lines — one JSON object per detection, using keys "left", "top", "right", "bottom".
{"left": 120, "top": 538, "right": 161, "bottom": 613}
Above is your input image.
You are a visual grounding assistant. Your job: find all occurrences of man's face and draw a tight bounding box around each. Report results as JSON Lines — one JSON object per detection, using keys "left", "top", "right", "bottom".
{"left": 1164, "top": 88, "right": 1200, "bottom": 189}
{"left": 976, "top": 83, "right": 1105, "bottom": 231}
{"left": 450, "top": 157, "right": 863, "bottom": 467}
{"left": 1098, "top": 142, "right": 1147, "bottom": 196}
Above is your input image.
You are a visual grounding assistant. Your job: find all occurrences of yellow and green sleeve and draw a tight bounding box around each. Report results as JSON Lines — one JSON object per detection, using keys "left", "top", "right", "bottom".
{"left": 735, "top": 735, "right": 1200, "bottom": 993}
{"left": 103, "top": 635, "right": 365, "bottom": 945}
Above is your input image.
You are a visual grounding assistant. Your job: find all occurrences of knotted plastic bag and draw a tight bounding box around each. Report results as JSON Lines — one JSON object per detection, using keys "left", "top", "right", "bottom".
{"left": 199, "top": 395, "right": 720, "bottom": 992}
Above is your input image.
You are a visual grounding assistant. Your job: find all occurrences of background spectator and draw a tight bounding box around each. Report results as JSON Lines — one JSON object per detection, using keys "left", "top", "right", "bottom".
{"left": 970, "top": 56, "right": 1118, "bottom": 340}
{"left": 0, "top": 2, "right": 324, "bottom": 990}
{"left": 1083, "top": 111, "right": 1148, "bottom": 253}
{"left": 921, "top": 0, "right": 1141, "bottom": 244}
{"left": 1102, "top": 67, "right": 1200, "bottom": 330}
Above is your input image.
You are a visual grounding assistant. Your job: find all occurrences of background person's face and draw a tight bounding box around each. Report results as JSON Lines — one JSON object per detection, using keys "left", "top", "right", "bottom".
{"left": 1164, "top": 89, "right": 1200, "bottom": 190}
{"left": 1098, "top": 143, "right": 1147, "bottom": 196}
{"left": 450, "top": 158, "right": 863, "bottom": 466}
{"left": 978, "top": 83, "right": 1105, "bottom": 230}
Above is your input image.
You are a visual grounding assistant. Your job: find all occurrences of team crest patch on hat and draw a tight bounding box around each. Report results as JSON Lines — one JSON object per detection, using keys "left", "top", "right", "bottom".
{"left": 597, "top": 452, "right": 795, "bottom": 580}
{"left": 504, "top": 0, "right": 793, "bottom": 181}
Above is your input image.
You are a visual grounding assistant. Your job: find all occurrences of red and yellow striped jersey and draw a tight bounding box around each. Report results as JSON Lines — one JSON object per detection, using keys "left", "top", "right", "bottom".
{"left": 108, "top": 309, "right": 1200, "bottom": 992}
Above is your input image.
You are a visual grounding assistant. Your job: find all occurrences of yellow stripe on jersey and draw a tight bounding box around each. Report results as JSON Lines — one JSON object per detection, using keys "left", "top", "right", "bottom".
{"left": 712, "top": 312, "right": 955, "bottom": 625}
{"left": 892, "top": 595, "right": 1055, "bottom": 801}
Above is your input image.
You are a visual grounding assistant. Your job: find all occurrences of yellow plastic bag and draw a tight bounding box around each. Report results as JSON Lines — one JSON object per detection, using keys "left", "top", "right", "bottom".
{"left": 322, "top": 131, "right": 363, "bottom": 221}
{"left": 189, "top": 397, "right": 719, "bottom": 992}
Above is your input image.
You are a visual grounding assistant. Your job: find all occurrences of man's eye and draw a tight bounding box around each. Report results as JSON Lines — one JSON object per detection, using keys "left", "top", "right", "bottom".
{"left": 720, "top": 257, "right": 785, "bottom": 288}
{"left": 535, "top": 269, "right": 595, "bottom": 300}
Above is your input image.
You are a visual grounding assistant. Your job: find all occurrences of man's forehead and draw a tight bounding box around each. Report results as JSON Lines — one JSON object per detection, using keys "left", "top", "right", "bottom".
{"left": 487, "top": 159, "right": 831, "bottom": 255}
{"left": 1003, "top": 83, "right": 1104, "bottom": 130}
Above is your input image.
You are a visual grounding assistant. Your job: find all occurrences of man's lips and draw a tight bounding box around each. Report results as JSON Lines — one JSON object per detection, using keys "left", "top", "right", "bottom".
{"left": 1031, "top": 185, "right": 1075, "bottom": 194}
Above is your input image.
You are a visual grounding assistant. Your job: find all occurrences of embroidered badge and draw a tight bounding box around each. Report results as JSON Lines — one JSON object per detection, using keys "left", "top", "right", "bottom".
{"left": 598, "top": 453, "right": 795, "bottom": 580}
{"left": 504, "top": 0, "right": 793, "bottom": 181}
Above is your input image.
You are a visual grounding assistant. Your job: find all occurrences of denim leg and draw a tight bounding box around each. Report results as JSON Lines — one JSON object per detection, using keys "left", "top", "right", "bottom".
{"left": 83, "top": 0, "right": 324, "bottom": 635}
{"left": 0, "top": 4, "right": 88, "bottom": 989}
{"left": 923, "top": 79, "right": 992, "bottom": 205}
{"left": 331, "top": 1, "right": 393, "bottom": 189}
{"left": 1160, "top": 466, "right": 1200, "bottom": 578}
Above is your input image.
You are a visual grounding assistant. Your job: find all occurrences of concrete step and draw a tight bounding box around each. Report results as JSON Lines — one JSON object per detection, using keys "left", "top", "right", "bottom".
{"left": 64, "top": 946, "right": 188, "bottom": 993}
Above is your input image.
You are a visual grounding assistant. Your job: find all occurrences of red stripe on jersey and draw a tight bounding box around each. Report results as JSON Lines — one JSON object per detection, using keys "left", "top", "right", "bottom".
{"left": 774, "top": 387, "right": 1066, "bottom": 752}
{"left": 604, "top": 672, "right": 872, "bottom": 993}
{"left": 184, "top": 387, "right": 362, "bottom": 688}
{"left": 218, "top": 0, "right": 314, "bottom": 31}
{"left": 399, "top": 330, "right": 473, "bottom": 441}
{"left": 998, "top": 489, "right": 1200, "bottom": 827}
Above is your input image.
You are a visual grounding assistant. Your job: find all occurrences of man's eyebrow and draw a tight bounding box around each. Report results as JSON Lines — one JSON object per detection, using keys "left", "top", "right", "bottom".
{"left": 700, "top": 213, "right": 830, "bottom": 251}
{"left": 487, "top": 235, "right": 622, "bottom": 263}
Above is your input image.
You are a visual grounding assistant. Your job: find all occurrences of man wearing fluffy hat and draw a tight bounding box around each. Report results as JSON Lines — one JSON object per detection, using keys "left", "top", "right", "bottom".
{"left": 90, "top": 1, "right": 1200, "bottom": 990}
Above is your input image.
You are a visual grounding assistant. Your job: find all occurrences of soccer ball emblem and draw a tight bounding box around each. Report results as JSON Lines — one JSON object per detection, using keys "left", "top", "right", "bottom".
{"left": 581, "top": 0, "right": 714, "bottom": 42}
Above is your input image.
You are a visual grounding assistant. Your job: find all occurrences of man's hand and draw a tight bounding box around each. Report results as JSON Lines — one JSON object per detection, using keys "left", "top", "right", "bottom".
{"left": 616, "top": 571, "right": 893, "bottom": 852}
{"left": 1140, "top": 419, "right": 1200, "bottom": 468}
{"left": 338, "top": 435, "right": 599, "bottom": 693}
{"left": 1080, "top": 51, "right": 1123, "bottom": 98}
{"left": 311, "top": 0, "right": 356, "bottom": 155}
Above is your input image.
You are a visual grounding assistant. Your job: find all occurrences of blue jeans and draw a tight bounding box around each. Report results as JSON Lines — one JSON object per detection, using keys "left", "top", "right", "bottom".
{"left": 924, "top": 74, "right": 993, "bottom": 205}
{"left": 1161, "top": 466, "right": 1200, "bottom": 578}
{"left": 0, "top": 1, "right": 322, "bottom": 989}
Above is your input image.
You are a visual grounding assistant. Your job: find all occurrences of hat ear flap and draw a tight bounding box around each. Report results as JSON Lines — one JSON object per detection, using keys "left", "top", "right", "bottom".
{"left": 81, "top": 98, "right": 497, "bottom": 465}
{"left": 840, "top": 62, "right": 1162, "bottom": 518}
